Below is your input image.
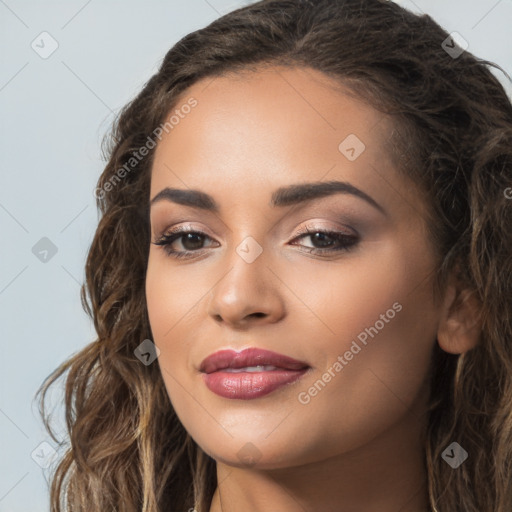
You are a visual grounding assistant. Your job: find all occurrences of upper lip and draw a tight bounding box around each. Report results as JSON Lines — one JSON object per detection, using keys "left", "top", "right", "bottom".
{"left": 199, "top": 347, "right": 310, "bottom": 374}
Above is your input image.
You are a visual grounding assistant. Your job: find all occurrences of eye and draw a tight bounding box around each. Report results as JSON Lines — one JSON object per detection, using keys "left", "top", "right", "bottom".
{"left": 152, "top": 224, "right": 359, "bottom": 260}
{"left": 152, "top": 225, "right": 218, "bottom": 260}
{"left": 290, "top": 225, "right": 359, "bottom": 255}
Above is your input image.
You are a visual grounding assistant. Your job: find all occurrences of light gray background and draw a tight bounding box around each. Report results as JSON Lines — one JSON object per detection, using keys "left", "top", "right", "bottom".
{"left": 1, "top": 1, "right": 511, "bottom": 510}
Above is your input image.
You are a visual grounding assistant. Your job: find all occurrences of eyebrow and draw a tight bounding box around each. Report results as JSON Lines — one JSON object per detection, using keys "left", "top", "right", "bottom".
{"left": 150, "top": 180, "right": 387, "bottom": 216}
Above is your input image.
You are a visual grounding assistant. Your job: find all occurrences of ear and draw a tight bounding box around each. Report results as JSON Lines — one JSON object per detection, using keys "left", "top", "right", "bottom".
{"left": 437, "top": 276, "right": 483, "bottom": 355}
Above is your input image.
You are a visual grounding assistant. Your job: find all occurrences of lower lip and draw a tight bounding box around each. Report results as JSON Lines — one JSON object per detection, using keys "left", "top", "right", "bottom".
{"left": 202, "top": 368, "right": 309, "bottom": 399}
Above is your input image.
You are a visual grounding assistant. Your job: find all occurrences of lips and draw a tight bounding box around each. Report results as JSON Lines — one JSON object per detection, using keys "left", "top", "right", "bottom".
{"left": 199, "top": 348, "right": 311, "bottom": 399}
{"left": 199, "top": 347, "right": 309, "bottom": 374}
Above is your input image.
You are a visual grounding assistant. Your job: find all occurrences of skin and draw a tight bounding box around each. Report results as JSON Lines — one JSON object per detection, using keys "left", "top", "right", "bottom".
{"left": 145, "top": 65, "right": 481, "bottom": 512}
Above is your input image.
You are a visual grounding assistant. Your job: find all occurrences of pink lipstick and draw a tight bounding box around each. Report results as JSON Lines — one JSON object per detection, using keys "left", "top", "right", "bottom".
{"left": 199, "top": 347, "right": 310, "bottom": 399}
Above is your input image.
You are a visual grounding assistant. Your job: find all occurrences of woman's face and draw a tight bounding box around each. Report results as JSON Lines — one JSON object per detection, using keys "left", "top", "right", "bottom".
{"left": 145, "top": 65, "right": 441, "bottom": 469}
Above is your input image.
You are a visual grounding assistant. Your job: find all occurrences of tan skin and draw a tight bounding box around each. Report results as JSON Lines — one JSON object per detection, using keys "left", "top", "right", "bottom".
{"left": 145, "top": 65, "right": 481, "bottom": 512}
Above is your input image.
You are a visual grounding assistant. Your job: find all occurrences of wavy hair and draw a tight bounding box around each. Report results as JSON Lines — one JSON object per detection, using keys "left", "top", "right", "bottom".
{"left": 36, "top": 0, "right": 512, "bottom": 510}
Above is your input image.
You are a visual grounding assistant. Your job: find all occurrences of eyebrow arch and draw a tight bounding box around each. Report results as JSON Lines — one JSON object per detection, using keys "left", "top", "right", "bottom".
{"left": 150, "top": 180, "right": 387, "bottom": 216}
{"left": 271, "top": 180, "right": 386, "bottom": 216}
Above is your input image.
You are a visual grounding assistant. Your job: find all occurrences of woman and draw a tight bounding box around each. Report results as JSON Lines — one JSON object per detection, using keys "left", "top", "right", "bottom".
{"left": 36, "top": 0, "right": 512, "bottom": 511}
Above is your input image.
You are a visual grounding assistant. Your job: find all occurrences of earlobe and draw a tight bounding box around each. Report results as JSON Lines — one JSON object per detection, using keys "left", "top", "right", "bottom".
{"left": 437, "top": 282, "right": 483, "bottom": 355}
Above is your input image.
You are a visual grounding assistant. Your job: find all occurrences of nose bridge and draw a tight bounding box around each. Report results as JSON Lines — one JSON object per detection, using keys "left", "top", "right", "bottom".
{"left": 207, "top": 235, "right": 285, "bottom": 326}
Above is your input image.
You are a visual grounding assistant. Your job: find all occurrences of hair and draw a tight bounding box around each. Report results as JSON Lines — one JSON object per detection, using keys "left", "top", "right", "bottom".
{"left": 35, "top": 0, "right": 512, "bottom": 510}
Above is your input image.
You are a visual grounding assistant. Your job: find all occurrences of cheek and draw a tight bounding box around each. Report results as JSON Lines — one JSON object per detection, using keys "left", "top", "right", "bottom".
{"left": 145, "top": 252, "right": 211, "bottom": 386}
{"left": 145, "top": 256, "right": 195, "bottom": 416}
{"left": 145, "top": 252, "right": 205, "bottom": 341}
{"left": 280, "top": 239, "right": 436, "bottom": 354}
{"left": 285, "top": 244, "right": 437, "bottom": 454}
{"left": 145, "top": 257, "right": 170, "bottom": 340}
{"left": 145, "top": 255, "right": 189, "bottom": 383}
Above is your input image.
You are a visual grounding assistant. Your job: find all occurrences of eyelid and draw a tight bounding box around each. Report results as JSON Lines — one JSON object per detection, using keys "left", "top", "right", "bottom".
{"left": 153, "top": 216, "right": 359, "bottom": 243}
{"left": 154, "top": 222, "right": 216, "bottom": 241}
{"left": 293, "top": 219, "right": 358, "bottom": 237}
{"left": 153, "top": 224, "right": 359, "bottom": 261}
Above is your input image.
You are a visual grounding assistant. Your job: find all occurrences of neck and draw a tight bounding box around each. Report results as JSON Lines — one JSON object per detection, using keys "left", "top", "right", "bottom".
{"left": 208, "top": 406, "right": 431, "bottom": 512}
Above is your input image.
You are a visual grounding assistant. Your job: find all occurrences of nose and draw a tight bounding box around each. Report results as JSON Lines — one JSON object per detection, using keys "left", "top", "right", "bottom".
{"left": 207, "top": 247, "right": 286, "bottom": 329}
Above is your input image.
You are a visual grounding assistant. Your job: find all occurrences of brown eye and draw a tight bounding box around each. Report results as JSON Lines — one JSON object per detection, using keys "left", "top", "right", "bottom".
{"left": 291, "top": 226, "right": 359, "bottom": 255}
{"left": 152, "top": 227, "right": 219, "bottom": 260}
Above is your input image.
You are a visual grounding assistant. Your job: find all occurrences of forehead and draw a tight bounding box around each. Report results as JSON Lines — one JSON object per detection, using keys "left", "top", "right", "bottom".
{"left": 149, "top": 65, "right": 412, "bottom": 216}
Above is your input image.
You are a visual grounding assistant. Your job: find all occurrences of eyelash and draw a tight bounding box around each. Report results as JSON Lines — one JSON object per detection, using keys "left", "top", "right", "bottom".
{"left": 152, "top": 224, "right": 359, "bottom": 260}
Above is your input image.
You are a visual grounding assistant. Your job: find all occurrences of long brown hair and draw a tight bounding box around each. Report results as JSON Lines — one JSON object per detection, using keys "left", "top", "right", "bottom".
{"left": 36, "top": 0, "right": 512, "bottom": 510}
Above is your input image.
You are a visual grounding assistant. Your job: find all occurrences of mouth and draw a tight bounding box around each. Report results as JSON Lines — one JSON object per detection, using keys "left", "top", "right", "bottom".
{"left": 199, "top": 347, "right": 310, "bottom": 374}
{"left": 220, "top": 365, "right": 282, "bottom": 373}
{"left": 199, "top": 347, "right": 311, "bottom": 399}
